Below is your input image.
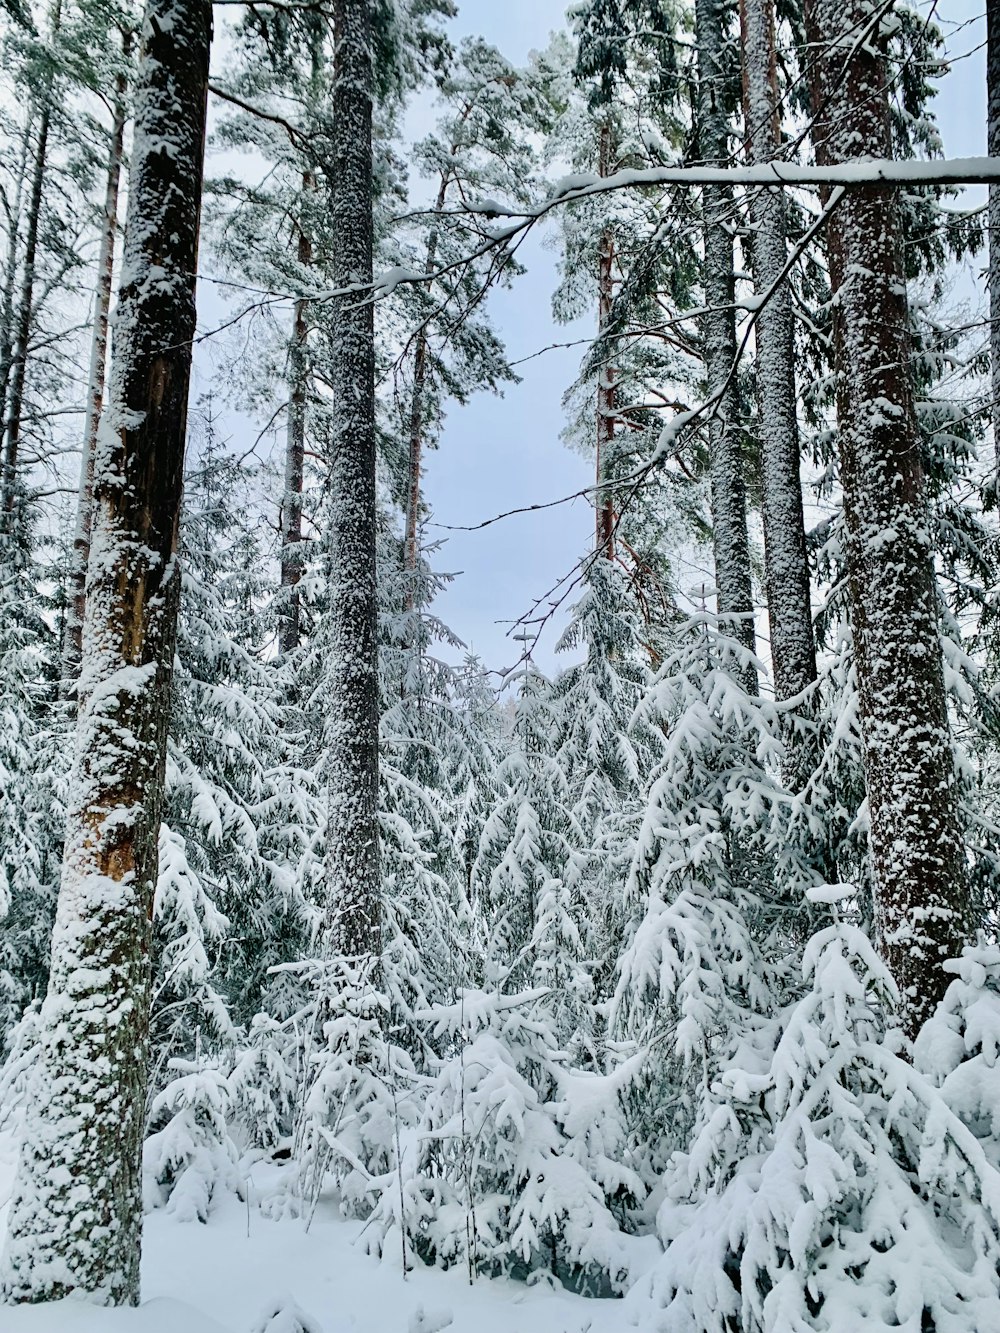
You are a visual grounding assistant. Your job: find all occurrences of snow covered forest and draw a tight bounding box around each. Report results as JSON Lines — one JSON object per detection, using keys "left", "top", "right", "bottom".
{"left": 0, "top": 0, "right": 999, "bottom": 1327}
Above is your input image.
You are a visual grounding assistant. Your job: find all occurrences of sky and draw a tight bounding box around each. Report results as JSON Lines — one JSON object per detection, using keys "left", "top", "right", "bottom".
{"left": 417, "top": 0, "right": 593, "bottom": 683}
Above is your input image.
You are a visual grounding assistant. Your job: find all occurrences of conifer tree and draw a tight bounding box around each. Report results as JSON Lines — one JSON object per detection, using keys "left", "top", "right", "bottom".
{"left": 805, "top": 0, "right": 970, "bottom": 1034}
{"left": 990, "top": 0, "right": 1000, "bottom": 468}
{"left": 63, "top": 25, "right": 132, "bottom": 689}
{"left": 323, "top": 0, "right": 380, "bottom": 966}
{"left": 0, "top": 0, "right": 212, "bottom": 1300}
{"left": 695, "top": 0, "right": 755, "bottom": 690}
{"left": 739, "top": 0, "right": 816, "bottom": 728}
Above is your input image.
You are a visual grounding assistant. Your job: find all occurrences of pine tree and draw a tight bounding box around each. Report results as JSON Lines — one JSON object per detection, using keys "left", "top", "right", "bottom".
{"left": 738, "top": 0, "right": 817, "bottom": 733}
{"left": 695, "top": 0, "right": 756, "bottom": 690}
{"left": 63, "top": 24, "right": 132, "bottom": 690}
{"left": 805, "top": 0, "right": 970, "bottom": 1034}
{"left": 990, "top": 0, "right": 1000, "bottom": 470}
{"left": 0, "top": 0, "right": 212, "bottom": 1300}
{"left": 323, "top": 0, "right": 380, "bottom": 967}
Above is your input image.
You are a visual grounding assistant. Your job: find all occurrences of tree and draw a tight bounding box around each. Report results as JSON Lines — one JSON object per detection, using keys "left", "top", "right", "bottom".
{"left": 804, "top": 0, "right": 969, "bottom": 1034}
{"left": 0, "top": 0, "right": 212, "bottom": 1302}
{"left": 323, "top": 0, "right": 379, "bottom": 965}
{"left": 0, "top": 0, "right": 61, "bottom": 523}
{"left": 695, "top": 0, "right": 756, "bottom": 691}
{"left": 62, "top": 25, "right": 132, "bottom": 690}
{"left": 739, "top": 0, "right": 816, "bottom": 727}
{"left": 990, "top": 0, "right": 1000, "bottom": 470}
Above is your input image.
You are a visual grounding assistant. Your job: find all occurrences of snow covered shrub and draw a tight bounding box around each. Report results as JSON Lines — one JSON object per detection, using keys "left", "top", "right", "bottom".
{"left": 295, "top": 961, "right": 418, "bottom": 1221}
{"left": 473, "top": 666, "right": 582, "bottom": 997}
{"left": 372, "top": 988, "right": 646, "bottom": 1295}
{"left": 250, "top": 1296, "right": 325, "bottom": 1333}
{"left": 143, "top": 1057, "right": 244, "bottom": 1222}
{"left": 612, "top": 618, "right": 787, "bottom": 1173}
{"left": 0, "top": 542, "right": 64, "bottom": 1043}
{"left": 152, "top": 823, "right": 234, "bottom": 1059}
{"left": 0, "top": 1000, "right": 42, "bottom": 1129}
{"left": 630, "top": 921, "right": 1000, "bottom": 1333}
{"left": 227, "top": 1013, "right": 299, "bottom": 1154}
{"left": 916, "top": 943, "right": 1000, "bottom": 1173}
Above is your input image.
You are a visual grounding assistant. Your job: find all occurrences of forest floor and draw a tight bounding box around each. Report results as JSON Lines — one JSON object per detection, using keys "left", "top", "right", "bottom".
{"left": 0, "top": 1134, "right": 631, "bottom": 1333}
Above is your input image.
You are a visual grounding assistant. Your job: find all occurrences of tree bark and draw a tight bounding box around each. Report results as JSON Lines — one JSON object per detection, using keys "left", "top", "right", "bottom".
{"left": 324, "top": 0, "right": 380, "bottom": 964}
{"left": 62, "top": 37, "right": 130, "bottom": 693}
{"left": 0, "top": 116, "right": 33, "bottom": 443}
{"left": 402, "top": 174, "right": 446, "bottom": 615}
{"left": 0, "top": 0, "right": 61, "bottom": 523}
{"left": 279, "top": 168, "right": 313, "bottom": 656}
{"left": 695, "top": 0, "right": 756, "bottom": 690}
{"left": 989, "top": 0, "right": 1000, "bottom": 470}
{"left": 0, "top": 0, "right": 211, "bottom": 1304}
{"left": 739, "top": 0, "right": 817, "bottom": 747}
{"left": 806, "top": 0, "right": 969, "bottom": 1036}
{"left": 595, "top": 122, "right": 616, "bottom": 561}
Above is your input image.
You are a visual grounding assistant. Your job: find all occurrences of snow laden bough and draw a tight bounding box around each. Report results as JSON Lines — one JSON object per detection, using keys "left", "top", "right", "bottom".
{"left": 363, "top": 987, "right": 655, "bottom": 1296}
{"left": 628, "top": 925, "right": 1000, "bottom": 1333}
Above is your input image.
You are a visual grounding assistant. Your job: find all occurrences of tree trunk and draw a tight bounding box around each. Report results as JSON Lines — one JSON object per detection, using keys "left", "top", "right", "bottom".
{"left": 806, "top": 0, "right": 969, "bottom": 1036}
{"left": 402, "top": 174, "right": 446, "bottom": 615}
{"left": 279, "top": 168, "right": 313, "bottom": 656}
{"left": 324, "top": 0, "right": 380, "bottom": 964}
{"left": 739, "top": 0, "right": 817, "bottom": 750}
{"left": 695, "top": 0, "right": 756, "bottom": 689}
{"left": 0, "top": 0, "right": 211, "bottom": 1304}
{"left": 0, "top": 0, "right": 60, "bottom": 524}
{"left": 595, "top": 122, "right": 616, "bottom": 561}
{"left": 0, "top": 116, "right": 33, "bottom": 442}
{"left": 989, "top": 0, "right": 1000, "bottom": 470}
{"left": 62, "top": 37, "right": 130, "bottom": 693}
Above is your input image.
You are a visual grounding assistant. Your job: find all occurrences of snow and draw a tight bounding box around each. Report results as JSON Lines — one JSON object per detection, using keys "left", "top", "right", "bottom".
{"left": 5, "top": 1298, "right": 232, "bottom": 1333}
{"left": 0, "top": 1138, "right": 626, "bottom": 1333}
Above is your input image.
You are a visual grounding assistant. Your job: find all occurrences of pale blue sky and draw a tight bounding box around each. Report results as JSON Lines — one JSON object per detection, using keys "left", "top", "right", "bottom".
{"left": 418, "top": 0, "right": 593, "bottom": 683}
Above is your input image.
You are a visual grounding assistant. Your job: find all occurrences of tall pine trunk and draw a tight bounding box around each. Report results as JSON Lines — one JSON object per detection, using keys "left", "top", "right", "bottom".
{"left": 0, "top": 0, "right": 61, "bottom": 523}
{"left": 739, "top": 0, "right": 817, "bottom": 762}
{"left": 0, "top": 0, "right": 211, "bottom": 1303}
{"left": 595, "top": 122, "right": 616, "bottom": 561}
{"left": 695, "top": 0, "right": 756, "bottom": 689}
{"left": 279, "top": 168, "right": 313, "bottom": 655}
{"left": 989, "top": 0, "right": 1000, "bottom": 469}
{"left": 806, "top": 0, "right": 968, "bottom": 1035}
{"left": 324, "top": 0, "right": 380, "bottom": 964}
{"left": 62, "top": 39, "right": 130, "bottom": 691}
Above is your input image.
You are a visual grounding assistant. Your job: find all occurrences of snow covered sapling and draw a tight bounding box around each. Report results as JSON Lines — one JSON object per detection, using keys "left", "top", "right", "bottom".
{"left": 634, "top": 922, "right": 1000, "bottom": 1332}
{"left": 227, "top": 1013, "right": 299, "bottom": 1155}
{"left": 143, "top": 1058, "right": 244, "bottom": 1224}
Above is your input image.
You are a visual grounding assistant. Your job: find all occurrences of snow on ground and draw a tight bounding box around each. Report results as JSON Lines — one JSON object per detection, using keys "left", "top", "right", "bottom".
{"left": 0, "top": 1134, "right": 631, "bottom": 1333}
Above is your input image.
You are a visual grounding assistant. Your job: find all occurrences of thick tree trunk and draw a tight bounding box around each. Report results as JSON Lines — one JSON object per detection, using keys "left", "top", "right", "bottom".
{"left": 279, "top": 169, "right": 313, "bottom": 656}
{"left": 0, "top": 0, "right": 211, "bottom": 1304}
{"left": 0, "top": 0, "right": 59, "bottom": 524}
{"left": 695, "top": 0, "right": 756, "bottom": 689}
{"left": 62, "top": 42, "right": 129, "bottom": 693}
{"left": 739, "top": 0, "right": 817, "bottom": 754}
{"left": 806, "top": 0, "right": 968, "bottom": 1035}
{"left": 324, "top": 0, "right": 380, "bottom": 964}
{"left": 989, "top": 0, "right": 1000, "bottom": 469}
{"left": 595, "top": 122, "right": 616, "bottom": 561}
